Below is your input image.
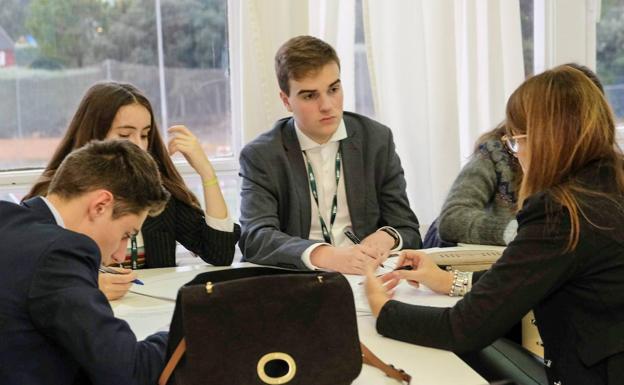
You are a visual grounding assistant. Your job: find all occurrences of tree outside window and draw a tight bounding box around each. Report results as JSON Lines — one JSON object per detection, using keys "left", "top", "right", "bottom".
{"left": 0, "top": 0, "right": 231, "bottom": 170}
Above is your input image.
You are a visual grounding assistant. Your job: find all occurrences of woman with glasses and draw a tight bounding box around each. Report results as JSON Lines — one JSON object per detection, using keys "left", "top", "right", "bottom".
{"left": 366, "top": 65, "right": 624, "bottom": 384}
{"left": 23, "top": 82, "right": 241, "bottom": 300}
{"left": 426, "top": 63, "right": 605, "bottom": 249}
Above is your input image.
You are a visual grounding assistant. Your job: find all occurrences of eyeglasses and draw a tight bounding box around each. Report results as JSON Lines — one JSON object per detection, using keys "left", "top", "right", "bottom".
{"left": 501, "top": 134, "right": 527, "bottom": 153}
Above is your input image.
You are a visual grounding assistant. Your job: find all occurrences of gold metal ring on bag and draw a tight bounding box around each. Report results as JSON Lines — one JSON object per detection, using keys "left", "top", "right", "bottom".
{"left": 257, "top": 352, "right": 296, "bottom": 384}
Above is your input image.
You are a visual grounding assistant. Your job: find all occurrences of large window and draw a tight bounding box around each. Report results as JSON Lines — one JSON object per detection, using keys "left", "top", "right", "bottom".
{"left": 597, "top": 0, "right": 624, "bottom": 127}
{"left": 0, "top": 0, "right": 232, "bottom": 171}
{"left": 520, "top": 0, "right": 534, "bottom": 77}
{"left": 354, "top": 0, "right": 375, "bottom": 118}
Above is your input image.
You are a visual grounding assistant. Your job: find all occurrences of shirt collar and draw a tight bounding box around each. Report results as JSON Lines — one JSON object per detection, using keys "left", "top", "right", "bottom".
{"left": 41, "top": 196, "right": 65, "bottom": 228}
{"left": 295, "top": 119, "right": 347, "bottom": 151}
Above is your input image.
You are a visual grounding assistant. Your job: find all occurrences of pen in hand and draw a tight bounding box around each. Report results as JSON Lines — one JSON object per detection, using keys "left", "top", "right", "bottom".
{"left": 343, "top": 228, "right": 386, "bottom": 268}
{"left": 343, "top": 228, "right": 361, "bottom": 245}
{"left": 98, "top": 265, "right": 144, "bottom": 285}
{"left": 358, "top": 264, "right": 414, "bottom": 285}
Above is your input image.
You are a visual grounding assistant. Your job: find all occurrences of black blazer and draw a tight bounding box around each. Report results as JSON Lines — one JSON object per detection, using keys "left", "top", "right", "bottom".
{"left": 238, "top": 111, "right": 422, "bottom": 269}
{"left": 0, "top": 197, "right": 167, "bottom": 385}
{"left": 376, "top": 161, "right": 624, "bottom": 384}
{"left": 142, "top": 196, "right": 241, "bottom": 268}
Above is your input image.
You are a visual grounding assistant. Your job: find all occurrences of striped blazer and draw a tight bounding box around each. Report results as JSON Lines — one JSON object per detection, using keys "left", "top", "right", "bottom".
{"left": 141, "top": 196, "right": 240, "bottom": 268}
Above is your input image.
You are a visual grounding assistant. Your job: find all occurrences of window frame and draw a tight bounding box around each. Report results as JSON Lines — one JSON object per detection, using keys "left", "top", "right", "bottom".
{"left": 0, "top": 158, "right": 240, "bottom": 190}
{"left": 533, "top": 0, "right": 624, "bottom": 143}
{"left": 0, "top": 0, "right": 243, "bottom": 197}
{"left": 1, "top": 0, "right": 622, "bottom": 191}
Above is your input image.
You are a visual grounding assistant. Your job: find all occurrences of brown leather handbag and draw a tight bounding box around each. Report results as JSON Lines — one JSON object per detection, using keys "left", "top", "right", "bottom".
{"left": 159, "top": 267, "right": 410, "bottom": 385}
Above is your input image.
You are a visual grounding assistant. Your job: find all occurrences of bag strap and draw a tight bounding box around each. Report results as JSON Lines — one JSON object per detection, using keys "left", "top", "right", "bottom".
{"left": 159, "top": 339, "right": 411, "bottom": 385}
{"left": 158, "top": 338, "right": 186, "bottom": 385}
{"left": 361, "top": 342, "right": 412, "bottom": 384}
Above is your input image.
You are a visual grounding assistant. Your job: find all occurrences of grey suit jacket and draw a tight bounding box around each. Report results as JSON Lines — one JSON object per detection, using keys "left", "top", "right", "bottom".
{"left": 238, "top": 111, "right": 421, "bottom": 269}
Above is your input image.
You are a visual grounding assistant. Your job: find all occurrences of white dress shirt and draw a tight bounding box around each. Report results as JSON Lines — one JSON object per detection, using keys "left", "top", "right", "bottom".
{"left": 296, "top": 120, "right": 402, "bottom": 269}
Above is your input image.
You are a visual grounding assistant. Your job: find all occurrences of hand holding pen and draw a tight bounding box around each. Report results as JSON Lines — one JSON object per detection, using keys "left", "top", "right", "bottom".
{"left": 309, "top": 228, "right": 388, "bottom": 275}
{"left": 358, "top": 260, "right": 412, "bottom": 285}
{"left": 343, "top": 228, "right": 362, "bottom": 245}
{"left": 391, "top": 250, "right": 454, "bottom": 293}
{"left": 99, "top": 265, "right": 144, "bottom": 285}
{"left": 98, "top": 266, "right": 143, "bottom": 301}
{"left": 344, "top": 228, "right": 386, "bottom": 268}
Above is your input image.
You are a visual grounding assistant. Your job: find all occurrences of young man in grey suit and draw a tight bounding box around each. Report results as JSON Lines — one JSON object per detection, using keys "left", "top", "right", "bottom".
{"left": 239, "top": 35, "right": 421, "bottom": 274}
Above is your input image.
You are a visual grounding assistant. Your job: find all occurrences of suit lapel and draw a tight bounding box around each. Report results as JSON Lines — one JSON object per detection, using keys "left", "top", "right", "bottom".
{"left": 341, "top": 118, "right": 367, "bottom": 235}
{"left": 282, "top": 119, "right": 313, "bottom": 237}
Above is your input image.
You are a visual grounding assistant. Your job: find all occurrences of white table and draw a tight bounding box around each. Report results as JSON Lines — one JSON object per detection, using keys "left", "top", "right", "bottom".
{"left": 111, "top": 263, "right": 487, "bottom": 385}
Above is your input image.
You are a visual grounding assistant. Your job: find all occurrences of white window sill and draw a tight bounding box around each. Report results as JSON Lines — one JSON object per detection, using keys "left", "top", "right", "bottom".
{"left": 0, "top": 157, "right": 239, "bottom": 188}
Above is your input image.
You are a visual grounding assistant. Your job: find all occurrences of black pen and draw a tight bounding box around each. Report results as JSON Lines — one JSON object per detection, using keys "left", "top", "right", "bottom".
{"left": 343, "top": 229, "right": 361, "bottom": 244}
{"left": 98, "top": 265, "right": 144, "bottom": 285}
{"left": 344, "top": 228, "right": 385, "bottom": 268}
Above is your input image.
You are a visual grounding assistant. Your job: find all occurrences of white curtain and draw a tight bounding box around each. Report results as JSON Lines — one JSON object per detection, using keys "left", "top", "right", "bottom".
{"left": 456, "top": 1, "right": 525, "bottom": 159}
{"left": 309, "top": 0, "right": 357, "bottom": 111}
{"left": 233, "top": 0, "right": 526, "bottom": 226}
{"left": 363, "top": 0, "right": 525, "bottom": 226}
{"left": 234, "top": 0, "right": 358, "bottom": 143}
{"left": 235, "top": 0, "right": 309, "bottom": 143}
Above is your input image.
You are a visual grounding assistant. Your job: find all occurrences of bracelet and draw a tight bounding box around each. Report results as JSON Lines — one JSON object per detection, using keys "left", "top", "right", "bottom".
{"left": 202, "top": 177, "right": 219, "bottom": 188}
{"left": 379, "top": 226, "right": 400, "bottom": 249}
{"left": 449, "top": 270, "right": 471, "bottom": 297}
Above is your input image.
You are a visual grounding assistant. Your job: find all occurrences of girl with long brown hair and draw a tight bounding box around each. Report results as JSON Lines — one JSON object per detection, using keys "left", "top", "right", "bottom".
{"left": 366, "top": 65, "right": 624, "bottom": 384}
{"left": 25, "top": 82, "right": 240, "bottom": 300}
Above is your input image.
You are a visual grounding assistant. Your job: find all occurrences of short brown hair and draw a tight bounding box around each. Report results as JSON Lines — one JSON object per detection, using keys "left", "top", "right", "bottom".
{"left": 275, "top": 35, "right": 340, "bottom": 95}
{"left": 48, "top": 140, "right": 170, "bottom": 218}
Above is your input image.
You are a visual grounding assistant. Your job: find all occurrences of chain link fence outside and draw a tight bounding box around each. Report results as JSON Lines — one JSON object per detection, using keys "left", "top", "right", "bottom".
{"left": 0, "top": 59, "right": 232, "bottom": 170}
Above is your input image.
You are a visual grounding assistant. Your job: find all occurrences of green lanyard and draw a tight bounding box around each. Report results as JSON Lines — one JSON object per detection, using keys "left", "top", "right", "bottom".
{"left": 130, "top": 235, "right": 138, "bottom": 270}
{"left": 304, "top": 149, "right": 342, "bottom": 244}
